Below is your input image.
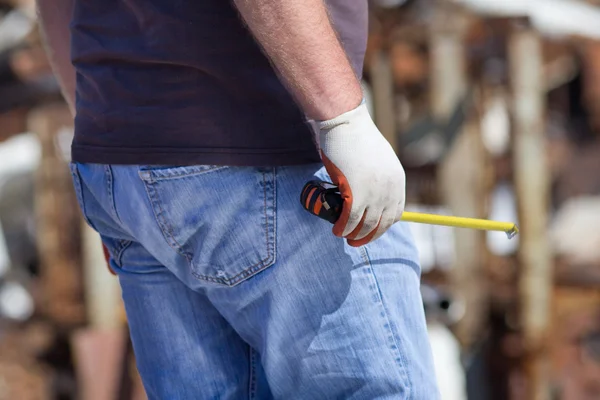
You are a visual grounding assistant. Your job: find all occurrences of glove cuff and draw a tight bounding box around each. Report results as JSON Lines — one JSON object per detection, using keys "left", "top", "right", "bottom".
{"left": 317, "top": 99, "right": 369, "bottom": 131}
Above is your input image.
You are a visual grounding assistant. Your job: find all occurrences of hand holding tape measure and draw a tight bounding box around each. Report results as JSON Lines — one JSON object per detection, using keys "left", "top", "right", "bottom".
{"left": 300, "top": 180, "right": 519, "bottom": 240}
{"left": 307, "top": 101, "right": 518, "bottom": 245}
{"left": 316, "top": 101, "right": 407, "bottom": 246}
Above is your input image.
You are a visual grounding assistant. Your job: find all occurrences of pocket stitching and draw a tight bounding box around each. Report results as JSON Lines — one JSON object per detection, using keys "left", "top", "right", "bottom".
{"left": 115, "top": 239, "right": 133, "bottom": 267}
{"left": 105, "top": 165, "right": 123, "bottom": 224}
{"left": 190, "top": 170, "right": 276, "bottom": 286}
{"left": 140, "top": 169, "right": 276, "bottom": 286}
{"left": 141, "top": 179, "right": 195, "bottom": 267}
{"left": 139, "top": 165, "right": 228, "bottom": 183}
{"left": 361, "top": 247, "right": 413, "bottom": 395}
{"left": 101, "top": 237, "right": 133, "bottom": 268}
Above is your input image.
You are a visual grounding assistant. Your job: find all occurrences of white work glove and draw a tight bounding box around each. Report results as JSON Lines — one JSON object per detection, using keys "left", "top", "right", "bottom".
{"left": 318, "top": 101, "right": 406, "bottom": 247}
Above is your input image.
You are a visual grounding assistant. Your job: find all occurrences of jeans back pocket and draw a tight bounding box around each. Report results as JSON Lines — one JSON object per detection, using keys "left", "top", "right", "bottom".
{"left": 138, "top": 165, "right": 276, "bottom": 286}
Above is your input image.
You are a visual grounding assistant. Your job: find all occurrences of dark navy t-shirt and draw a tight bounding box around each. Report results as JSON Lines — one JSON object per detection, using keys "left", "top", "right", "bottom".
{"left": 70, "top": 0, "right": 368, "bottom": 166}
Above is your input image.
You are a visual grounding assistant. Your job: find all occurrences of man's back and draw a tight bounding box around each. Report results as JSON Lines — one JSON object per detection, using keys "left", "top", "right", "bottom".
{"left": 70, "top": 0, "right": 368, "bottom": 166}
{"left": 37, "top": 0, "right": 440, "bottom": 397}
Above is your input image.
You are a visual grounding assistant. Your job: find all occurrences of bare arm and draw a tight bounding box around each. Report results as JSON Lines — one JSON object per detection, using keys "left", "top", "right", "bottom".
{"left": 233, "top": 0, "right": 363, "bottom": 121}
{"left": 36, "top": 0, "right": 76, "bottom": 114}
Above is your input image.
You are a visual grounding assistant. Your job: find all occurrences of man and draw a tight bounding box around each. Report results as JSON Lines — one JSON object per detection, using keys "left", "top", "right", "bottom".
{"left": 37, "top": 0, "right": 439, "bottom": 398}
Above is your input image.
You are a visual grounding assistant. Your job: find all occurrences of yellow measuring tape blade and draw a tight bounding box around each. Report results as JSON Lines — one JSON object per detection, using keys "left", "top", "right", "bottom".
{"left": 400, "top": 211, "right": 519, "bottom": 239}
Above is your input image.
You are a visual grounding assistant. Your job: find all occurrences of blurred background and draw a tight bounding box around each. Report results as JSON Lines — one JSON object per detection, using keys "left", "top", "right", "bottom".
{"left": 1, "top": 0, "right": 600, "bottom": 398}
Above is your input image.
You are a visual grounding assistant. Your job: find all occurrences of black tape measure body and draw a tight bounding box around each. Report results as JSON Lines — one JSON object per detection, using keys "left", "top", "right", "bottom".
{"left": 300, "top": 181, "right": 343, "bottom": 224}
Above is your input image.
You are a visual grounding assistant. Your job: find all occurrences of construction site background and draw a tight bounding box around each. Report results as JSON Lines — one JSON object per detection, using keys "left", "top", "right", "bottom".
{"left": 2, "top": 0, "right": 600, "bottom": 399}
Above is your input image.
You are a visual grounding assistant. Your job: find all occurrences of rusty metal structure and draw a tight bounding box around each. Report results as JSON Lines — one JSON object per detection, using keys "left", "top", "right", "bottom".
{"left": 368, "top": 1, "right": 600, "bottom": 399}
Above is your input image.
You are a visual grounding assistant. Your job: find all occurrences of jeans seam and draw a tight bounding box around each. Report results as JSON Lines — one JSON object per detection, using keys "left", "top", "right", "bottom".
{"left": 115, "top": 239, "right": 133, "bottom": 267}
{"left": 272, "top": 167, "right": 277, "bottom": 272}
{"left": 362, "top": 247, "right": 413, "bottom": 398}
{"left": 141, "top": 179, "right": 194, "bottom": 267}
{"left": 100, "top": 236, "right": 132, "bottom": 269}
{"left": 248, "top": 346, "right": 257, "bottom": 399}
{"left": 70, "top": 163, "right": 97, "bottom": 231}
{"left": 139, "top": 165, "right": 228, "bottom": 182}
{"left": 105, "top": 165, "right": 125, "bottom": 225}
{"left": 104, "top": 165, "right": 134, "bottom": 256}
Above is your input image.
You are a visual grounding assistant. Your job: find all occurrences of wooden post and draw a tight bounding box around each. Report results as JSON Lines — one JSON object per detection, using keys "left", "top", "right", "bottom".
{"left": 431, "top": 3, "right": 488, "bottom": 348}
{"left": 509, "top": 20, "right": 553, "bottom": 400}
{"left": 29, "top": 103, "right": 85, "bottom": 328}
{"left": 368, "top": 51, "right": 398, "bottom": 152}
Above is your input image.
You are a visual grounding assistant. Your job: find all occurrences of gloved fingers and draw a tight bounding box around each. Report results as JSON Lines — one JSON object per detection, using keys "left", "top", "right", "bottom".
{"left": 350, "top": 206, "right": 384, "bottom": 241}
{"left": 370, "top": 206, "right": 397, "bottom": 242}
{"left": 340, "top": 203, "right": 366, "bottom": 238}
{"left": 322, "top": 152, "right": 355, "bottom": 238}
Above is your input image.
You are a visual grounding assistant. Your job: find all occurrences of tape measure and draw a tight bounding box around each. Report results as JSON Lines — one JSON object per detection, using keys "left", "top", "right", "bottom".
{"left": 300, "top": 180, "right": 519, "bottom": 239}
{"left": 300, "top": 180, "right": 344, "bottom": 224}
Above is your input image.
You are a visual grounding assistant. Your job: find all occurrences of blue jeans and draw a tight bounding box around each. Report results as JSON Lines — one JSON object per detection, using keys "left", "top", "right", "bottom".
{"left": 70, "top": 162, "right": 439, "bottom": 399}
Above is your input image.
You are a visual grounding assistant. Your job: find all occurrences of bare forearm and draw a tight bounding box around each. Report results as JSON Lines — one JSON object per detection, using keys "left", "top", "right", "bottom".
{"left": 233, "top": 0, "right": 363, "bottom": 121}
{"left": 36, "top": 0, "right": 76, "bottom": 114}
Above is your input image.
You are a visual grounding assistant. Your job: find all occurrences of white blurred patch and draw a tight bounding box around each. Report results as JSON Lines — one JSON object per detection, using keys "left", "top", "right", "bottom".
{"left": 550, "top": 196, "right": 600, "bottom": 264}
{"left": 372, "top": 0, "right": 408, "bottom": 8}
{"left": 0, "top": 281, "right": 34, "bottom": 321}
{"left": 0, "top": 134, "right": 41, "bottom": 278}
{"left": 428, "top": 322, "right": 467, "bottom": 400}
{"left": 0, "top": 133, "right": 41, "bottom": 177}
{"left": 55, "top": 126, "right": 74, "bottom": 163}
{"left": 481, "top": 96, "right": 510, "bottom": 156}
{"left": 454, "top": 0, "right": 600, "bottom": 40}
{"left": 410, "top": 216, "right": 436, "bottom": 272}
{"left": 0, "top": 220, "right": 8, "bottom": 277}
{"left": 487, "top": 183, "right": 519, "bottom": 256}
{"left": 0, "top": 10, "right": 34, "bottom": 53}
